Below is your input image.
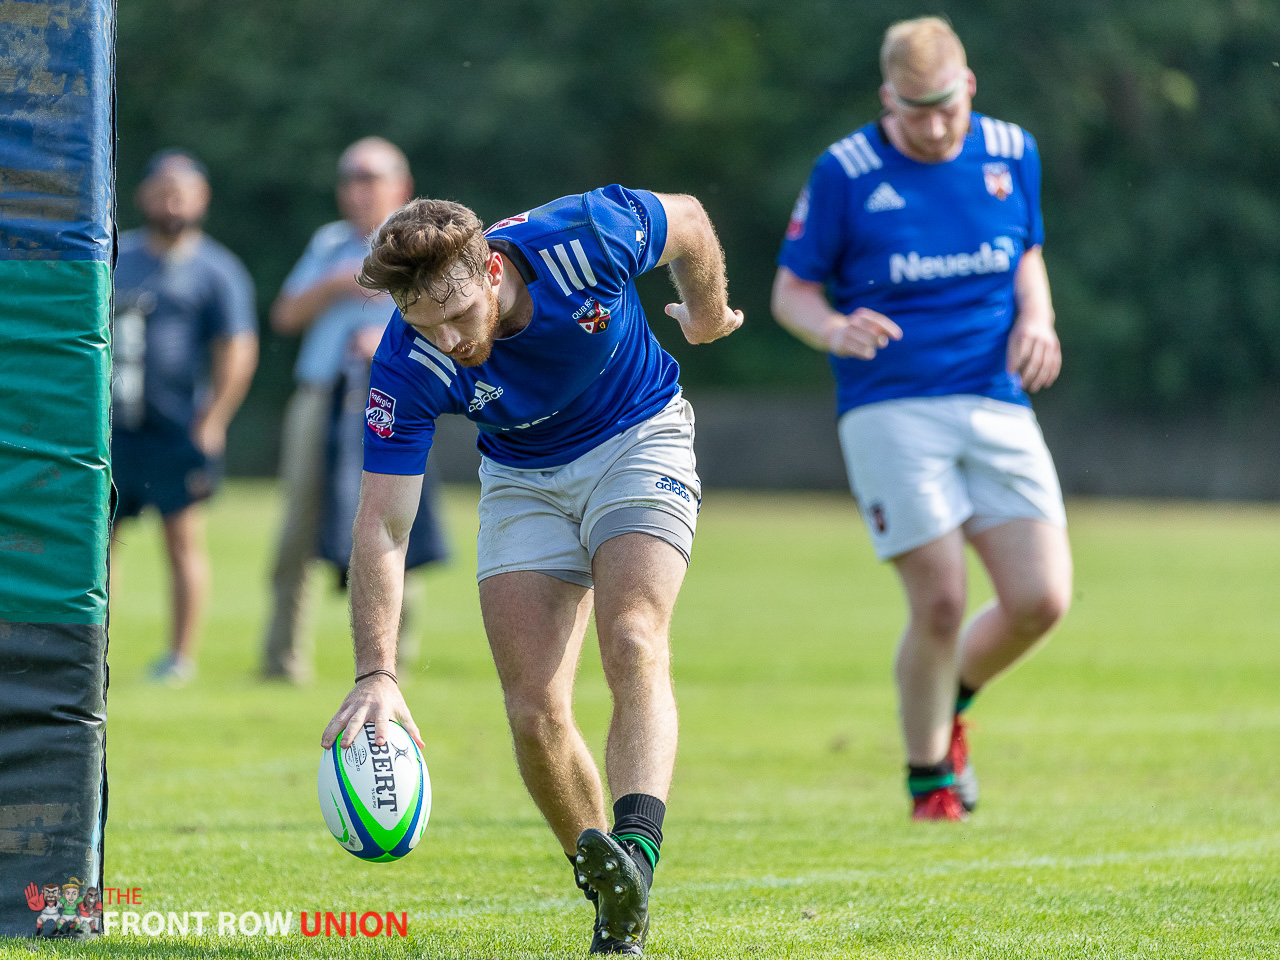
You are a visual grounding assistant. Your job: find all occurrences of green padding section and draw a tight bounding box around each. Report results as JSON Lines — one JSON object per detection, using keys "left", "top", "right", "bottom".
{"left": 0, "top": 261, "right": 110, "bottom": 624}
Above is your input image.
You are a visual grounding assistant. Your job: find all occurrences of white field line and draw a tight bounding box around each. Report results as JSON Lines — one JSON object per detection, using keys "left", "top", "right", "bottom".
{"left": 407, "top": 834, "right": 1280, "bottom": 920}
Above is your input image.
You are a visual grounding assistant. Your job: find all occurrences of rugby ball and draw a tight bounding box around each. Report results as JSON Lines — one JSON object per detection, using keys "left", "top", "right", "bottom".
{"left": 318, "top": 720, "right": 430, "bottom": 862}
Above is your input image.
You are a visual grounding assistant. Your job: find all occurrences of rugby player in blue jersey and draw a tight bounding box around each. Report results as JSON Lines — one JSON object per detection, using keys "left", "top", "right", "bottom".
{"left": 773, "top": 17, "right": 1073, "bottom": 821}
{"left": 321, "top": 186, "right": 741, "bottom": 953}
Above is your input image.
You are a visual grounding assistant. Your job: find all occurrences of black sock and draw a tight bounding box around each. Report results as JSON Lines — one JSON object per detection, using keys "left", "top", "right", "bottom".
{"left": 906, "top": 761, "right": 955, "bottom": 797}
{"left": 956, "top": 681, "right": 980, "bottom": 715}
{"left": 610, "top": 793, "right": 665, "bottom": 888}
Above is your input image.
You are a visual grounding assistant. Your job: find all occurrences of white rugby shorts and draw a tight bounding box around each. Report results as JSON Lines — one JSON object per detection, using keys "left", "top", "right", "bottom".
{"left": 838, "top": 394, "right": 1067, "bottom": 561}
{"left": 476, "top": 394, "right": 700, "bottom": 586}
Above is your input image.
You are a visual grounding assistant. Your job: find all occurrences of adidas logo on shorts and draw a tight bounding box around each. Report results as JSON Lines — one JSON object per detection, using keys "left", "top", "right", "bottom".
{"left": 655, "top": 476, "right": 691, "bottom": 501}
{"left": 865, "top": 182, "right": 906, "bottom": 213}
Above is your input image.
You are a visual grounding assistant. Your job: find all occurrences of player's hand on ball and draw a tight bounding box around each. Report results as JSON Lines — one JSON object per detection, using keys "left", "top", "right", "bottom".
{"left": 321, "top": 673, "right": 425, "bottom": 752}
{"left": 826, "top": 308, "right": 902, "bottom": 359}
{"left": 1007, "top": 318, "right": 1061, "bottom": 393}
{"left": 665, "top": 302, "right": 744, "bottom": 344}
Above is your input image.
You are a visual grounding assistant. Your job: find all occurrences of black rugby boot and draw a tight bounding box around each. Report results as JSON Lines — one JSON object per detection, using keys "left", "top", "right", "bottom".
{"left": 574, "top": 828, "right": 649, "bottom": 952}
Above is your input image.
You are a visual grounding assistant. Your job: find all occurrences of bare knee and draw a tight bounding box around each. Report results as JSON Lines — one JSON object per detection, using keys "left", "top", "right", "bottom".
{"left": 598, "top": 615, "right": 670, "bottom": 690}
{"left": 909, "top": 587, "right": 967, "bottom": 644}
{"left": 504, "top": 690, "right": 574, "bottom": 749}
{"left": 1007, "top": 581, "right": 1071, "bottom": 638}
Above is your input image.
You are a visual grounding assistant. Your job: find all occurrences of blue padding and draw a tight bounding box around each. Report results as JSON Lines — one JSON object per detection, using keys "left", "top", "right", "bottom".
{"left": 0, "top": 0, "right": 114, "bottom": 261}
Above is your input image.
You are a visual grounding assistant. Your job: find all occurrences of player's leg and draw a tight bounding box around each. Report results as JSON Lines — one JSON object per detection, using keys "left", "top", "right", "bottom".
{"left": 949, "top": 398, "right": 1071, "bottom": 809}
{"left": 261, "top": 385, "right": 330, "bottom": 682}
{"left": 480, "top": 571, "right": 605, "bottom": 852}
{"left": 959, "top": 518, "right": 1072, "bottom": 687}
{"left": 839, "top": 398, "right": 972, "bottom": 819}
{"left": 158, "top": 503, "right": 209, "bottom": 684}
{"left": 571, "top": 398, "right": 701, "bottom": 951}
{"left": 891, "top": 529, "right": 970, "bottom": 819}
{"left": 592, "top": 533, "right": 684, "bottom": 804}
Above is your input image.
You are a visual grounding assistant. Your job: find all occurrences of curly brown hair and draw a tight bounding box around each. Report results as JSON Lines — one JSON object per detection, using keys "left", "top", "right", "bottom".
{"left": 357, "top": 199, "right": 490, "bottom": 308}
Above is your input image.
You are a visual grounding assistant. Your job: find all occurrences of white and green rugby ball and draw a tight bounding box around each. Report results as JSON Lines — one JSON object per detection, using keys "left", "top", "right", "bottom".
{"left": 318, "top": 720, "right": 430, "bottom": 862}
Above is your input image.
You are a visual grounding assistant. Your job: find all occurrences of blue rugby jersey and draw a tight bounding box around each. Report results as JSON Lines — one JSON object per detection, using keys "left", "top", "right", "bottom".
{"left": 363, "top": 185, "right": 678, "bottom": 473}
{"left": 778, "top": 113, "right": 1045, "bottom": 415}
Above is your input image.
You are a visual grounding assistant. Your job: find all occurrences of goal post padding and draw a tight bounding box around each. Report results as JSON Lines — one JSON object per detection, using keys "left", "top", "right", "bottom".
{"left": 0, "top": 0, "right": 114, "bottom": 938}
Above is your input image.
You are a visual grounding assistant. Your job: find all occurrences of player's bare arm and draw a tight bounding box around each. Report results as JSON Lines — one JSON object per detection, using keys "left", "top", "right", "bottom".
{"left": 1007, "top": 246, "right": 1060, "bottom": 393}
{"left": 192, "top": 332, "right": 258, "bottom": 456}
{"left": 270, "top": 261, "right": 367, "bottom": 335}
{"left": 321, "top": 469, "right": 426, "bottom": 752}
{"left": 771, "top": 266, "right": 903, "bottom": 359}
{"left": 653, "top": 192, "right": 743, "bottom": 344}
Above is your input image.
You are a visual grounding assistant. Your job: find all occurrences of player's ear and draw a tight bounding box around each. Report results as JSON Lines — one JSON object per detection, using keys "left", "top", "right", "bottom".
{"left": 966, "top": 69, "right": 977, "bottom": 99}
{"left": 878, "top": 83, "right": 895, "bottom": 112}
{"left": 486, "top": 249, "right": 503, "bottom": 286}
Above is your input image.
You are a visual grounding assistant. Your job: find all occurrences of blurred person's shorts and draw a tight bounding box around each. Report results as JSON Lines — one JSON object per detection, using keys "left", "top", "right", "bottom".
{"left": 838, "top": 394, "right": 1066, "bottom": 561}
{"left": 112, "top": 427, "right": 222, "bottom": 521}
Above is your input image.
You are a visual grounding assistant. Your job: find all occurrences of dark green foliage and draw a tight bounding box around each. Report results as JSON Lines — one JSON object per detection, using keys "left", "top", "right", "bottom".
{"left": 117, "top": 1, "right": 1280, "bottom": 421}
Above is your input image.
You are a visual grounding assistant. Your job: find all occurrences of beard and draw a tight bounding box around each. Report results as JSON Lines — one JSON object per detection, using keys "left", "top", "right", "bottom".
{"left": 452, "top": 288, "right": 502, "bottom": 367}
{"left": 145, "top": 212, "right": 202, "bottom": 238}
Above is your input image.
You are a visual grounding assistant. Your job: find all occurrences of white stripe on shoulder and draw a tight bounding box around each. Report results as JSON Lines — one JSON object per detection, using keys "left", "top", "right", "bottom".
{"left": 828, "top": 140, "right": 863, "bottom": 178}
{"left": 1008, "top": 124, "right": 1025, "bottom": 159}
{"left": 829, "top": 132, "right": 882, "bottom": 179}
{"left": 538, "top": 248, "right": 572, "bottom": 296}
{"left": 850, "top": 132, "right": 883, "bottom": 172}
{"left": 408, "top": 350, "right": 452, "bottom": 386}
{"left": 413, "top": 336, "right": 456, "bottom": 372}
{"left": 554, "top": 244, "right": 585, "bottom": 290}
{"left": 980, "top": 117, "right": 1026, "bottom": 159}
{"left": 569, "top": 239, "right": 598, "bottom": 286}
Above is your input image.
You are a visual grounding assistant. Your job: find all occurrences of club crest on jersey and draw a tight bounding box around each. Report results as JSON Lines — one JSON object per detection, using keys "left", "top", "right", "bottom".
{"left": 485, "top": 212, "right": 528, "bottom": 233}
{"left": 366, "top": 388, "right": 396, "bottom": 438}
{"left": 983, "top": 162, "right": 1013, "bottom": 200}
{"left": 576, "top": 301, "right": 610, "bottom": 335}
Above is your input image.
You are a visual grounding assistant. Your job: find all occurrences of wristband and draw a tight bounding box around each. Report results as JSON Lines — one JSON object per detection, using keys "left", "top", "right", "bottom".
{"left": 355, "top": 669, "right": 398, "bottom": 685}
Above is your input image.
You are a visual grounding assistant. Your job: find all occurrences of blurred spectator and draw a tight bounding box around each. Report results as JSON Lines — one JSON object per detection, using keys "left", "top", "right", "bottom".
{"left": 112, "top": 149, "right": 259, "bottom": 686}
{"left": 261, "top": 137, "right": 443, "bottom": 683}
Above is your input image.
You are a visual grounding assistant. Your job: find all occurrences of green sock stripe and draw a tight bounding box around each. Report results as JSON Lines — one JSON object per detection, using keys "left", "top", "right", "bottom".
{"left": 613, "top": 833, "right": 660, "bottom": 869}
{"left": 907, "top": 772, "right": 955, "bottom": 796}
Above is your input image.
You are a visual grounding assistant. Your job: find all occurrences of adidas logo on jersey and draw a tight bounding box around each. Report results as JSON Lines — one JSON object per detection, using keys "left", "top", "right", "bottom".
{"left": 865, "top": 182, "right": 906, "bottom": 212}
{"left": 468, "top": 380, "right": 504, "bottom": 413}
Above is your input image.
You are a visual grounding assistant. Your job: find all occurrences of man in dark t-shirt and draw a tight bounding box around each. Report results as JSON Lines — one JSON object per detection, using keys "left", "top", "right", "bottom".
{"left": 112, "top": 150, "right": 258, "bottom": 685}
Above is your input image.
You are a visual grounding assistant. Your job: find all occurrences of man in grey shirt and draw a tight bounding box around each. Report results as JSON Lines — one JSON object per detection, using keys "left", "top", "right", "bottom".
{"left": 113, "top": 150, "right": 258, "bottom": 685}
{"left": 261, "top": 137, "right": 416, "bottom": 683}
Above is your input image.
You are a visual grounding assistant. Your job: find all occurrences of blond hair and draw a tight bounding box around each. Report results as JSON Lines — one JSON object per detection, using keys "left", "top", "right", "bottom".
{"left": 880, "top": 16, "right": 967, "bottom": 88}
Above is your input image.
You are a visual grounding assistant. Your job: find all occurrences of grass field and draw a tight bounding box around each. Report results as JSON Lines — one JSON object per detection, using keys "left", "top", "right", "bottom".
{"left": 16, "top": 482, "right": 1280, "bottom": 959}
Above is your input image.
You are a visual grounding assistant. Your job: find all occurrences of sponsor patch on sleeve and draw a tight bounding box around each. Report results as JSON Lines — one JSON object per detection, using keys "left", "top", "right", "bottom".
{"left": 785, "top": 186, "right": 810, "bottom": 240}
{"left": 366, "top": 388, "right": 396, "bottom": 438}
